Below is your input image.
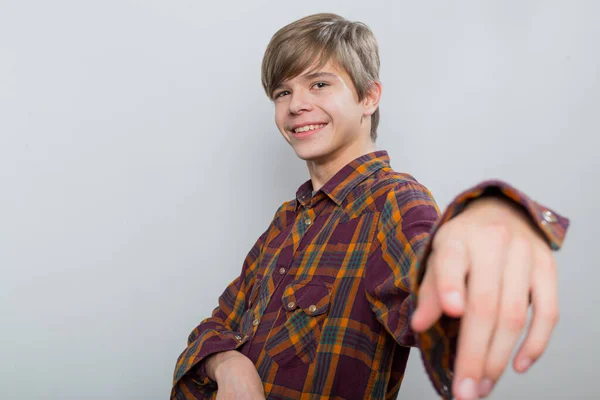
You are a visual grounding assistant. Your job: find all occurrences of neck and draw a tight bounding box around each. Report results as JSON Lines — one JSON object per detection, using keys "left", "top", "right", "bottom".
{"left": 306, "top": 139, "right": 376, "bottom": 192}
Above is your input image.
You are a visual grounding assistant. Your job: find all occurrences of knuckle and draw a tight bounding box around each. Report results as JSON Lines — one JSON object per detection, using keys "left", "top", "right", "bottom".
{"left": 502, "top": 307, "right": 528, "bottom": 331}
{"left": 443, "top": 238, "right": 466, "bottom": 257}
{"left": 536, "top": 249, "right": 557, "bottom": 270}
{"left": 536, "top": 305, "right": 559, "bottom": 326}
{"left": 468, "top": 295, "right": 497, "bottom": 318}
{"left": 426, "top": 252, "right": 439, "bottom": 273}
{"left": 554, "top": 310, "right": 561, "bottom": 326}
{"left": 485, "top": 360, "right": 507, "bottom": 381}
{"left": 484, "top": 223, "right": 510, "bottom": 246}
{"left": 417, "top": 284, "right": 437, "bottom": 306}
{"left": 510, "top": 236, "right": 532, "bottom": 256}
{"left": 525, "top": 341, "right": 548, "bottom": 359}
{"left": 438, "top": 282, "right": 460, "bottom": 295}
{"left": 544, "top": 309, "right": 560, "bottom": 326}
{"left": 417, "top": 284, "right": 433, "bottom": 304}
{"left": 432, "top": 226, "right": 451, "bottom": 247}
{"left": 458, "top": 354, "right": 485, "bottom": 377}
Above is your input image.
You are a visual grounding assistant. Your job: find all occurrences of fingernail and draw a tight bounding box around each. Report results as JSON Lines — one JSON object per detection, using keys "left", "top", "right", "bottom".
{"left": 517, "top": 357, "right": 532, "bottom": 372}
{"left": 478, "top": 378, "right": 494, "bottom": 397}
{"left": 457, "top": 378, "right": 478, "bottom": 400}
{"left": 445, "top": 291, "right": 464, "bottom": 309}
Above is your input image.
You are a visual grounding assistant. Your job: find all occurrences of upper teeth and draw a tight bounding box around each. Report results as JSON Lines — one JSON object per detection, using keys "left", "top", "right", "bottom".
{"left": 294, "top": 124, "right": 326, "bottom": 133}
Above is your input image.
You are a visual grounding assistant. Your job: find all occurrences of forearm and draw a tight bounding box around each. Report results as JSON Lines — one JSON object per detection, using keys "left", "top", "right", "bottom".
{"left": 203, "top": 350, "right": 266, "bottom": 399}
{"left": 205, "top": 350, "right": 245, "bottom": 381}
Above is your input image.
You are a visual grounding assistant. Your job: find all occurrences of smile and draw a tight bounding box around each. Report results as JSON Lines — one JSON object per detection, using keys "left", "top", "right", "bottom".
{"left": 291, "top": 123, "right": 328, "bottom": 138}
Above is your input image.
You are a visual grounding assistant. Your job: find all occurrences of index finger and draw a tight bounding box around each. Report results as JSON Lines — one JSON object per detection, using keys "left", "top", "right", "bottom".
{"left": 453, "top": 225, "right": 507, "bottom": 400}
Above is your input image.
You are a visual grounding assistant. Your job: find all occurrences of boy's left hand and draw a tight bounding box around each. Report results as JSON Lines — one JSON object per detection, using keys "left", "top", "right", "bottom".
{"left": 411, "top": 197, "right": 559, "bottom": 400}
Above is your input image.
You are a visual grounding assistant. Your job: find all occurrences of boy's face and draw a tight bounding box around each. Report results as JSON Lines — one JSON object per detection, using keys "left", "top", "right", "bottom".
{"left": 272, "top": 60, "right": 376, "bottom": 164}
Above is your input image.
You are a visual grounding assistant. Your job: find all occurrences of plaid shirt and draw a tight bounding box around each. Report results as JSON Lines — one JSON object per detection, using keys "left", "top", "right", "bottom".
{"left": 172, "top": 151, "right": 569, "bottom": 399}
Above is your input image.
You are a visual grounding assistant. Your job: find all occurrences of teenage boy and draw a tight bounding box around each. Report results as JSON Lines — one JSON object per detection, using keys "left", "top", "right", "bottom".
{"left": 171, "top": 13, "right": 569, "bottom": 400}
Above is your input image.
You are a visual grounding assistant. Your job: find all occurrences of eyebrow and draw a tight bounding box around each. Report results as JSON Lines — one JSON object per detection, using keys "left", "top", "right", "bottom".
{"left": 301, "top": 71, "right": 339, "bottom": 80}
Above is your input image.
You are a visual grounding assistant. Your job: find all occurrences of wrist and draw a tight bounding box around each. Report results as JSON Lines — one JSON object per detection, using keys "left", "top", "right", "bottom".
{"left": 465, "top": 195, "right": 527, "bottom": 220}
{"left": 205, "top": 350, "right": 244, "bottom": 382}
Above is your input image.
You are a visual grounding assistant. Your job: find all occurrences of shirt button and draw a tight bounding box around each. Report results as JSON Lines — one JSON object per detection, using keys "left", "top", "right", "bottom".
{"left": 252, "top": 319, "right": 260, "bottom": 326}
{"left": 287, "top": 301, "right": 296, "bottom": 309}
{"left": 308, "top": 304, "right": 317, "bottom": 313}
{"left": 279, "top": 267, "right": 286, "bottom": 275}
{"left": 305, "top": 218, "right": 312, "bottom": 225}
{"left": 542, "top": 210, "right": 557, "bottom": 223}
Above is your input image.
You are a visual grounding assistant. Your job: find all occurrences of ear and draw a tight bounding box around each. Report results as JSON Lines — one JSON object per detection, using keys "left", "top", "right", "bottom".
{"left": 362, "top": 80, "right": 382, "bottom": 117}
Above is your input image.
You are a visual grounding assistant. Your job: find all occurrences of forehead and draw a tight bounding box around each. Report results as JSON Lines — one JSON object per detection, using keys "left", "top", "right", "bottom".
{"left": 281, "top": 60, "right": 349, "bottom": 85}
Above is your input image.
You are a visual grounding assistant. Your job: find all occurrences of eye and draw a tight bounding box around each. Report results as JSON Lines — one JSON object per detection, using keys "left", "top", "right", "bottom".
{"left": 274, "top": 90, "right": 290, "bottom": 99}
{"left": 312, "top": 82, "right": 328, "bottom": 89}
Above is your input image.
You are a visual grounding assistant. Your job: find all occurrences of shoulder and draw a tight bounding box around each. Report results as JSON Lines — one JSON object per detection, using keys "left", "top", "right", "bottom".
{"left": 269, "top": 199, "right": 297, "bottom": 232}
{"left": 371, "top": 169, "right": 440, "bottom": 232}
{"left": 366, "top": 167, "right": 437, "bottom": 211}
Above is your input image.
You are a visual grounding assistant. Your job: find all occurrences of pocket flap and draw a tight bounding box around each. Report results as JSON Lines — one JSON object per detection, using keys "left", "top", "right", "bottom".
{"left": 281, "top": 279, "right": 331, "bottom": 316}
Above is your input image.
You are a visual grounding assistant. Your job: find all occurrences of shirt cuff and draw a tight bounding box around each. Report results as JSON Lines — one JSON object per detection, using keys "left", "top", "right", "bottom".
{"left": 411, "top": 179, "right": 570, "bottom": 399}
{"left": 171, "top": 330, "right": 248, "bottom": 399}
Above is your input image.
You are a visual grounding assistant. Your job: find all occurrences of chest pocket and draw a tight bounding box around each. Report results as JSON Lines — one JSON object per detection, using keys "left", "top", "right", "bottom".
{"left": 264, "top": 278, "right": 332, "bottom": 367}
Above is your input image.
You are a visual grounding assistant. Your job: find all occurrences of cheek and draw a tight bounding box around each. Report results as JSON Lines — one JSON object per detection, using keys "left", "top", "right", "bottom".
{"left": 274, "top": 108, "right": 286, "bottom": 131}
{"left": 326, "top": 94, "right": 354, "bottom": 118}
{"left": 273, "top": 110, "right": 292, "bottom": 143}
{"left": 328, "top": 104, "right": 354, "bottom": 129}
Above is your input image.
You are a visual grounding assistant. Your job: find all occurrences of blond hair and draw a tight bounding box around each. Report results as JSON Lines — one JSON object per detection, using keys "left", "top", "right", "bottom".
{"left": 261, "top": 13, "right": 381, "bottom": 141}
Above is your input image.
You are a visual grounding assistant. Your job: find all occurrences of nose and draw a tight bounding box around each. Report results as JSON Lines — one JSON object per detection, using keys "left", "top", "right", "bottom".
{"left": 289, "top": 90, "right": 313, "bottom": 114}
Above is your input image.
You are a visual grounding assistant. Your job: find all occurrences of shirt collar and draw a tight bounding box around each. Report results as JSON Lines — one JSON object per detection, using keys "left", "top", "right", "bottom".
{"left": 295, "top": 150, "right": 390, "bottom": 208}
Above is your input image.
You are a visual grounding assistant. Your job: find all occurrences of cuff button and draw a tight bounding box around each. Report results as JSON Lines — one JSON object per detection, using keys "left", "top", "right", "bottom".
{"left": 542, "top": 210, "right": 557, "bottom": 223}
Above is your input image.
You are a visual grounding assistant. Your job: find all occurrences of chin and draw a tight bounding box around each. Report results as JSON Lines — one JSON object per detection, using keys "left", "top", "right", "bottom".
{"left": 291, "top": 143, "right": 337, "bottom": 162}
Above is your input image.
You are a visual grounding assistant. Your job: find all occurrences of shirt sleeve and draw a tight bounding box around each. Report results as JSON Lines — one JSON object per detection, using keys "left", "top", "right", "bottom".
{"left": 364, "top": 181, "right": 440, "bottom": 347}
{"left": 365, "top": 180, "right": 570, "bottom": 399}
{"left": 170, "top": 229, "right": 269, "bottom": 399}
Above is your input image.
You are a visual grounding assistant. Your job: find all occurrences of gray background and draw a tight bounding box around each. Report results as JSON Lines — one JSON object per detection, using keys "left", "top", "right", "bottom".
{"left": 1, "top": 0, "right": 598, "bottom": 399}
